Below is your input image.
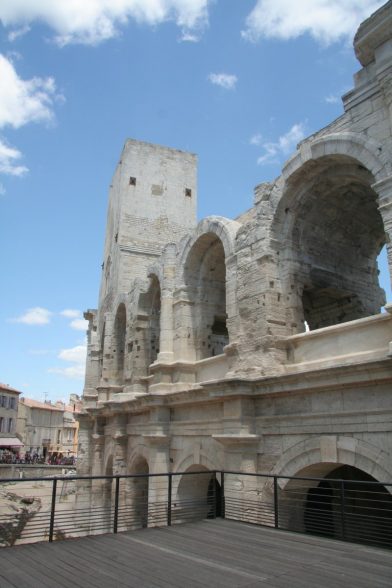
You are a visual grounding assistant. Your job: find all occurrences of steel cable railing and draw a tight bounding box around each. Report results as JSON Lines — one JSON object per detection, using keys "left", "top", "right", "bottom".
{"left": 0, "top": 470, "right": 391, "bottom": 549}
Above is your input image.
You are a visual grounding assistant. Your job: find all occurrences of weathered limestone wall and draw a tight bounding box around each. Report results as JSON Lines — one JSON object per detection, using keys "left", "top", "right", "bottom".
{"left": 80, "top": 2, "right": 392, "bottom": 517}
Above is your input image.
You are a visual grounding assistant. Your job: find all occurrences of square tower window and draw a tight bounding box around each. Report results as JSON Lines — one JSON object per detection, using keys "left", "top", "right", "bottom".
{"left": 185, "top": 188, "right": 192, "bottom": 197}
{"left": 129, "top": 176, "right": 136, "bottom": 186}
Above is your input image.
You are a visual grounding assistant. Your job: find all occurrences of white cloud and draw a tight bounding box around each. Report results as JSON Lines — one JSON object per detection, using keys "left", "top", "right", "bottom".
{"left": 60, "top": 309, "right": 81, "bottom": 319}
{"left": 325, "top": 94, "right": 339, "bottom": 104}
{"left": 249, "top": 133, "right": 263, "bottom": 146}
{"left": 0, "top": 54, "right": 61, "bottom": 180}
{"left": 179, "top": 31, "right": 200, "bottom": 43}
{"left": 208, "top": 73, "right": 238, "bottom": 90}
{"left": 8, "top": 24, "right": 30, "bottom": 42}
{"left": 70, "top": 318, "right": 89, "bottom": 331}
{"left": 0, "top": 138, "right": 28, "bottom": 176}
{"left": 28, "top": 349, "right": 51, "bottom": 355}
{"left": 58, "top": 345, "right": 87, "bottom": 364}
{"left": 242, "top": 0, "right": 384, "bottom": 45}
{"left": 11, "top": 307, "right": 52, "bottom": 325}
{"left": 49, "top": 344, "right": 87, "bottom": 380}
{"left": 0, "top": 54, "right": 58, "bottom": 129}
{"left": 257, "top": 122, "right": 306, "bottom": 165}
{"left": 0, "top": 0, "right": 210, "bottom": 46}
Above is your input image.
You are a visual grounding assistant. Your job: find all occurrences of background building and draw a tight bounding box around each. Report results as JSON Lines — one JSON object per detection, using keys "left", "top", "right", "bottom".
{"left": 0, "top": 383, "right": 23, "bottom": 460}
{"left": 17, "top": 395, "right": 81, "bottom": 462}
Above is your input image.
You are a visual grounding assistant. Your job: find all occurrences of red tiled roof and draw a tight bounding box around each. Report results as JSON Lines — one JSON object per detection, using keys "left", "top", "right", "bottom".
{"left": 19, "top": 397, "right": 81, "bottom": 413}
{"left": 0, "top": 383, "right": 22, "bottom": 395}
{"left": 20, "top": 398, "right": 64, "bottom": 411}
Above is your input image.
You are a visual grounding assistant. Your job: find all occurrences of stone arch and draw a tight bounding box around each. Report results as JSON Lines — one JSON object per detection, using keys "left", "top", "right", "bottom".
{"left": 272, "top": 137, "right": 388, "bottom": 333}
{"left": 127, "top": 274, "right": 162, "bottom": 390}
{"left": 128, "top": 446, "right": 150, "bottom": 472}
{"left": 177, "top": 216, "right": 240, "bottom": 282}
{"left": 174, "top": 217, "right": 240, "bottom": 362}
{"left": 174, "top": 450, "right": 220, "bottom": 475}
{"left": 272, "top": 437, "right": 392, "bottom": 547}
{"left": 272, "top": 436, "right": 392, "bottom": 489}
{"left": 102, "top": 453, "right": 115, "bottom": 519}
{"left": 126, "top": 452, "right": 150, "bottom": 529}
{"left": 104, "top": 452, "right": 114, "bottom": 477}
{"left": 281, "top": 132, "right": 391, "bottom": 184}
{"left": 174, "top": 462, "right": 221, "bottom": 522}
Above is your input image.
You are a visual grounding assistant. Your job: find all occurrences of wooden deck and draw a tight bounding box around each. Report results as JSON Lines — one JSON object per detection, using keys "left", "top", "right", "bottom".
{"left": 0, "top": 519, "right": 391, "bottom": 587}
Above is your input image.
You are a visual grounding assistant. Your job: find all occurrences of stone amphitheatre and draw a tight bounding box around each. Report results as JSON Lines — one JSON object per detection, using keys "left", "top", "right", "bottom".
{"left": 78, "top": 1, "right": 392, "bottom": 531}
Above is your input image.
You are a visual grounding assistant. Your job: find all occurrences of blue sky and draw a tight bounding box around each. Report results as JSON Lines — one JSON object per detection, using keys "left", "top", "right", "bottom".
{"left": 0, "top": 0, "right": 389, "bottom": 402}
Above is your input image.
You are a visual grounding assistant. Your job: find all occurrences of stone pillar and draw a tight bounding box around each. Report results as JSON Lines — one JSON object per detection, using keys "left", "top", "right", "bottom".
{"left": 173, "top": 287, "right": 196, "bottom": 361}
{"left": 112, "top": 415, "right": 128, "bottom": 475}
{"left": 158, "top": 295, "right": 174, "bottom": 362}
{"left": 213, "top": 435, "right": 262, "bottom": 524}
{"left": 101, "top": 311, "right": 114, "bottom": 384}
{"left": 374, "top": 175, "right": 392, "bottom": 285}
{"left": 143, "top": 435, "right": 171, "bottom": 526}
{"left": 76, "top": 414, "right": 94, "bottom": 476}
{"left": 74, "top": 414, "right": 94, "bottom": 527}
{"left": 158, "top": 244, "right": 176, "bottom": 363}
{"left": 83, "top": 310, "right": 100, "bottom": 406}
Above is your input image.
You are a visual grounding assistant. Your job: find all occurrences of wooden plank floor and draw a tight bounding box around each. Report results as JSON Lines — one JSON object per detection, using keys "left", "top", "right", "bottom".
{"left": 0, "top": 519, "right": 391, "bottom": 587}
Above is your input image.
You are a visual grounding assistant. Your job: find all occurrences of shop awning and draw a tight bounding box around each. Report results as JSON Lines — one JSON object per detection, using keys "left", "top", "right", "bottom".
{"left": 0, "top": 437, "right": 24, "bottom": 447}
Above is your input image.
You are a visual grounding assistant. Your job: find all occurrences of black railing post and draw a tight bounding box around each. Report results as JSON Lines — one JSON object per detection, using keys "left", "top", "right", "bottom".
{"left": 220, "top": 471, "right": 225, "bottom": 519}
{"left": 274, "top": 476, "right": 279, "bottom": 529}
{"left": 340, "top": 480, "right": 346, "bottom": 541}
{"left": 49, "top": 478, "right": 57, "bottom": 542}
{"left": 113, "top": 476, "right": 120, "bottom": 534}
{"left": 167, "top": 473, "right": 172, "bottom": 526}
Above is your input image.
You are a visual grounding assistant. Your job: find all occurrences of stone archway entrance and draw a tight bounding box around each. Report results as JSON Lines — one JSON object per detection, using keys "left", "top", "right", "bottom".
{"left": 280, "top": 464, "right": 392, "bottom": 548}
{"left": 183, "top": 234, "right": 228, "bottom": 360}
{"left": 126, "top": 456, "right": 149, "bottom": 529}
{"left": 275, "top": 154, "right": 387, "bottom": 333}
{"left": 175, "top": 465, "right": 221, "bottom": 522}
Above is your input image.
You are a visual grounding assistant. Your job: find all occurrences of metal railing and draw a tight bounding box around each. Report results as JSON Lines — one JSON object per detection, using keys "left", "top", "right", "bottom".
{"left": 1, "top": 470, "right": 391, "bottom": 549}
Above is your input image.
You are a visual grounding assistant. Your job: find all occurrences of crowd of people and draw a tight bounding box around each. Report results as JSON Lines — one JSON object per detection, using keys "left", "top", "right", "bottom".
{"left": 0, "top": 449, "right": 76, "bottom": 465}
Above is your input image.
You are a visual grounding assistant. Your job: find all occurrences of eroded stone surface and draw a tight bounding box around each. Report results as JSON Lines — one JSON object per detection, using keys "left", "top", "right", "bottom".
{"left": 79, "top": 3, "right": 392, "bottom": 506}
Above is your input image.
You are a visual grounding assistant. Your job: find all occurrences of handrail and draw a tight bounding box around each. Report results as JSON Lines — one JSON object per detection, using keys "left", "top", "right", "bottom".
{"left": 0, "top": 469, "right": 391, "bottom": 550}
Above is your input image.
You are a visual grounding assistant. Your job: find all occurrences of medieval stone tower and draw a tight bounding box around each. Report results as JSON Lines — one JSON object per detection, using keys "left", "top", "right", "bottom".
{"left": 79, "top": 1, "right": 392, "bottom": 539}
{"left": 84, "top": 140, "right": 197, "bottom": 400}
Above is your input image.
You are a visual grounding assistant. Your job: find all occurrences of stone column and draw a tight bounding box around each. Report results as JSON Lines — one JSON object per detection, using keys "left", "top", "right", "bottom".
{"left": 74, "top": 414, "right": 94, "bottom": 528}
{"left": 111, "top": 414, "right": 128, "bottom": 471}
{"left": 158, "top": 296, "right": 175, "bottom": 362}
{"left": 173, "top": 286, "right": 196, "bottom": 361}
{"left": 143, "top": 435, "right": 171, "bottom": 526}
{"left": 83, "top": 310, "right": 100, "bottom": 405}
{"left": 100, "top": 311, "right": 115, "bottom": 385}
{"left": 158, "top": 244, "right": 176, "bottom": 363}
{"left": 213, "top": 435, "right": 262, "bottom": 524}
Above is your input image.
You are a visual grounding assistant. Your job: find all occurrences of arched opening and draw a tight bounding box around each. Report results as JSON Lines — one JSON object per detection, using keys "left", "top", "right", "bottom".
{"left": 126, "top": 456, "right": 149, "bottom": 529}
{"left": 175, "top": 465, "right": 220, "bottom": 522}
{"left": 280, "top": 463, "right": 392, "bottom": 548}
{"left": 147, "top": 276, "right": 161, "bottom": 365}
{"left": 113, "top": 304, "right": 126, "bottom": 383}
{"left": 280, "top": 156, "right": 386, "bottom": 332}
{"left": 184, "top": 233, "right": 228, "bottom": 359}
{"left": 128, "top": 276, "right": 161, "bottom": 390}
